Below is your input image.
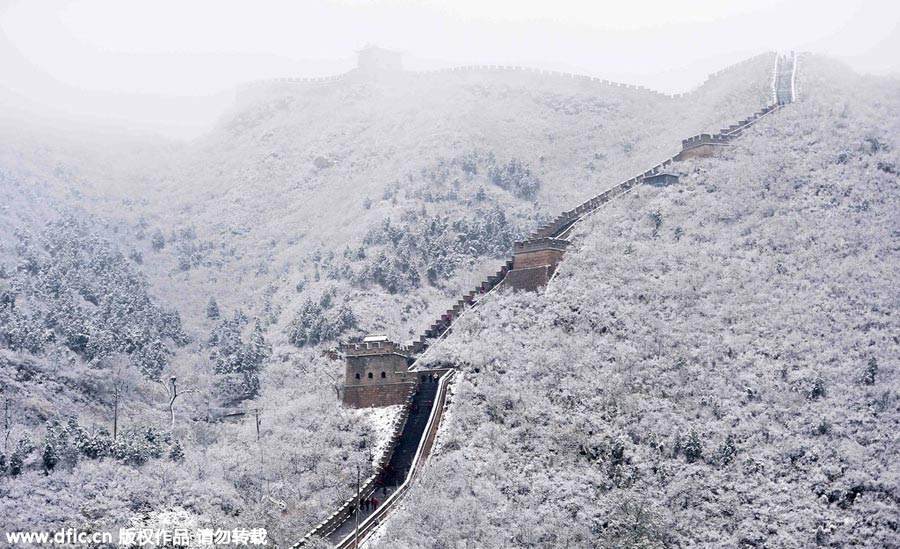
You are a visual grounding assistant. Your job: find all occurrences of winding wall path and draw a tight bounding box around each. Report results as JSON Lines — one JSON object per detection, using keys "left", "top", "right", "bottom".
{"left": 296, "top": 51, "right": 799, "bottom": 549}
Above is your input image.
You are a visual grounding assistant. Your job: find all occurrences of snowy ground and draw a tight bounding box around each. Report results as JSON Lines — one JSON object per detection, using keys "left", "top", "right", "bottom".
{"left": 357, "top": 405, "right": 404, "bottom": 466}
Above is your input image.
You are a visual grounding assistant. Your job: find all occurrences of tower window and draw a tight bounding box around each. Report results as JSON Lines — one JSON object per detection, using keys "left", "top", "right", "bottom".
{"left": 380, "top": 372, "right": 386, "bottom": 379}
{"left": 368, "top": 372, "right": 373, "bottom": 379}
{"left": 355, "top": 373, "right": 360, "bottom": 380}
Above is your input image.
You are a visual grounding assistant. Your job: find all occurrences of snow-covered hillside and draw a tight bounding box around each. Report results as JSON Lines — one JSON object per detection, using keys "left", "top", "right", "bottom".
{"left": 1, "top": 54, "right": 775, "bottom": 345}
{"left": 0, "top": 53, "right": 790, "bottom": 546}
{"left": 374, "top": 55, "right": 900, "bottom": 548}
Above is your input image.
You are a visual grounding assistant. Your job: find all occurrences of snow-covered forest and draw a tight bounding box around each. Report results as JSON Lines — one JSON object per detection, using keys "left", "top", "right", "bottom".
{"left": 0, "top": 44, "right": 897, "bottom": 548}
{"left": 373, "top": 55, "right": 900, "bottom": 548}
{"left": 0, "top": 54, "right": 770, "bottom": 545}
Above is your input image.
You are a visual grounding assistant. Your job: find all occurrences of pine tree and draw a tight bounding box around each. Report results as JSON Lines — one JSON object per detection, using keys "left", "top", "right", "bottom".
{"left": 42, "top": 443, "right": 58, "bottom": 473}
{"left": 9, "top": 452, "right": 23, "bottom": 476}
{"left": 863, "top": 357, "right": 878, "bottom": 385}
{"left": 683, "top": 429, "right": 704, "bottom": 463}
{"left": 245, "top": 321, "right": 270, "bottom": 372}
{"left": 717, "top": 434, "right": 737, "bottom": 465}
{"left": 169, "top": 440, "right": 185, "bottom": 462}
{"left": 807, "top": 374, "right": 827, "bottom": 400}
{"left": 150, "top": 228, "right": 166, "bottom": 251}
{"left": 16, "top": 435, "right": 35, "bottom": 457}
{"left": 206, "top": 297, "right": 221, "bottom": 320}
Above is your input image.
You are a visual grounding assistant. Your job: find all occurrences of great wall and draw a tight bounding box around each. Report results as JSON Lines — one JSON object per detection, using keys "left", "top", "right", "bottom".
{"left": 237, "top": 49, "right": 775, "bottom": 103}
{"left": 292, "top": 50, "right": 799, "bottom": 548}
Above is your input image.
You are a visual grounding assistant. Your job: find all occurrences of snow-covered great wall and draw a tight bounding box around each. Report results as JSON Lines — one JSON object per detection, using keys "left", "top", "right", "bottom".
{"left": 236, "top": 52, "right": 775, "bottom": 105}
{"left": 397, "top": 53, "right": 797, "bottom": 361}
{"left": 292, "top": 52, "right": 801, "bottom": 548}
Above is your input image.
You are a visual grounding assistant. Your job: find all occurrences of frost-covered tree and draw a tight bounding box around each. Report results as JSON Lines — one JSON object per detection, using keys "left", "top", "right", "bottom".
{"left": 41, "top": 442, "right": 58, "bottom": 473}
{"left": 1, "top": 215, "right": 187, "bottom": 377}
{"left": 206, "top": 296, "right": 221, "bottom": 320}
{"left": 209, "top": 312, "right": 270, "bottom": 398}
{"left": 8, "top": 451, "right": 22, "bottom": 477}
{"left": 286, "top": 297, "right": 356, "bottom": 347}
{"left": 862, "top": 357, "right": 878, "bottom": 385}
{"left": 150, "top": 228, "right": 165, "bottom": 251}
{"left": 169, "top": 440, "right": 184, "bottom": 462}
{"left": 487, "top": 157, "right": 541, "bottom": 199}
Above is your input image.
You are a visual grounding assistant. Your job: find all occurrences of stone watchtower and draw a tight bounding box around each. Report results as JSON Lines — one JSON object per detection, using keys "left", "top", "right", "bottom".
{"left": 341, "top": 335, "right": 417, "bottom": 408}
{"left": 505, "top": 237, "right": 570, "bottom": 291}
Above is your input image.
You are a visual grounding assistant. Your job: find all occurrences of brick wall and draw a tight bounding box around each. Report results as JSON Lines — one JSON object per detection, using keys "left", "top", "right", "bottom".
{"left": 343, "top": 382, "right": 416, "bottom": 409}
{"left": 513, "top": 248, "right": 566, "bottom": 270}
{"left": 345, "top": 353, "right": 411, "bottom": 387}
{"left": 505, "top": 266, "right": 551, "bottom": 291}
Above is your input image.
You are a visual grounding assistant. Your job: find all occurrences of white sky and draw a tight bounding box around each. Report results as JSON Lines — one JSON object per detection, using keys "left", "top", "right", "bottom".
{"left": 1, "top": 0, "right": 898, "bottom": 139}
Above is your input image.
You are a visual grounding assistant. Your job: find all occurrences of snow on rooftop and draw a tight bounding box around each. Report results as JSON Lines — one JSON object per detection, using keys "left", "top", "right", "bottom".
{"left": 363, "top": 334, "right": 390, "bottom": 343}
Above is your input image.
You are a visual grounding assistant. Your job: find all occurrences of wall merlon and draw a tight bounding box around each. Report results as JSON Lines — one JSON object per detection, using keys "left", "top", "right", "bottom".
{"left": 514, "top": 237, "right": 570, "bottom": 254}
{"left": 342, "top": 339, "right": 403, "bottom": 356}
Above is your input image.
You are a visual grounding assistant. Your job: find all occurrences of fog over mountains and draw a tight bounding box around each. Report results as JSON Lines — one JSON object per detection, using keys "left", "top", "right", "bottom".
{"left": 0, "top": 6, "right": 898, "bottom": 547}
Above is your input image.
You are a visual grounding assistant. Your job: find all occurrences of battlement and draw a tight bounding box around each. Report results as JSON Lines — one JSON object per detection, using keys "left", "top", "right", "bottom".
{"left": 238, "top": 51, "right": 777, "bottom": 110}
{"left": 342, "top": 335, "right": 404, "bottom": 357}
{"left": 644, "top": 172, "right": 679, "bottom": 187}
{"left": 682, "top": 133, "right": 730, "bottom": 148}
{"left": 514, "top": 237, "right": 570, "bottom": 254}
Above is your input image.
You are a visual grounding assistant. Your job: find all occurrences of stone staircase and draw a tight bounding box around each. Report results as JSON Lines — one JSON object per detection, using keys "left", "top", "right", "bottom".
{"left": 322, "top": 377, "right": 442, "bottom": 546}
{"left": 401, "top": 258, "right": 514, "bottom": 354}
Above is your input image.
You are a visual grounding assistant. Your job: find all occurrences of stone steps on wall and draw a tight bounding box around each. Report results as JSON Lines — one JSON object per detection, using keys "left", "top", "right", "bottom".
{"left": 407, "top": 257, "right": 514, "bottom": 353}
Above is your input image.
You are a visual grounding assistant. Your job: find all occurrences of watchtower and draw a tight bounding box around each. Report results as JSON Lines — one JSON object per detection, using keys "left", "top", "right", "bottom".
{"left": 341, "top": 335, "right": 417, "bottom": 408}
{"left": 505, "top": 237, "right": 569, "bottom": 291}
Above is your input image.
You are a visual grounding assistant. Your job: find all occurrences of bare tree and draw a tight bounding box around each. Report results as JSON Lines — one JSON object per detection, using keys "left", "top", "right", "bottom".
{"left": 112, "top": 379, "right": 127, "bottom": 440}
{"left": 2, "top": 391, "right": 12, "bottom": 455}
{"left": 105, "top": 355, "right": 140, "bottom": 439}
{"left": 160, "top": 376, "right": 194, "bottom": 429}
{"left": 322, "top": 370, "right": 342, "bottom": 400}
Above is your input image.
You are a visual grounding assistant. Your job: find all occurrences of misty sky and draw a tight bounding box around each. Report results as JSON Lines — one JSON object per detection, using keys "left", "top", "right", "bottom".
{"left": 2, "top": 0, "right": 898, "bottom": 139}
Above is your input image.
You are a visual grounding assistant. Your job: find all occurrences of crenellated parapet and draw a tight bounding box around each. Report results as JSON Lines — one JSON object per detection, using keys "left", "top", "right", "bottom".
{"left": 505, "top": 101, "right": 782, "bottom": 289}
{"left": 342, "top": 336, "right": 404, "bottom": 357}
{"left": 236, "top": 51, "right": 778, "bottom": 107}
{"left": 674, "top": 104, "right": 777, "bottom": 160}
